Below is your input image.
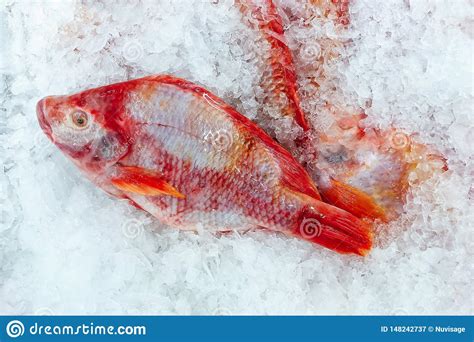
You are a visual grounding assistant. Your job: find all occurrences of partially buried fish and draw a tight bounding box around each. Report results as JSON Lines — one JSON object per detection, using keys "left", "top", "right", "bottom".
{"left": 37, "top": 75, "right": 373, "bottom": 256}
{"left": 237, "top": 0, "right": 446, "bottom": 223}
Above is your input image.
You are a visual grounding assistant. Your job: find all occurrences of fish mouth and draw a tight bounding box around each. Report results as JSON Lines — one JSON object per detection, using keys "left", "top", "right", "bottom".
{"left": 36, "top": 97, "right": 53, "bottom": 138}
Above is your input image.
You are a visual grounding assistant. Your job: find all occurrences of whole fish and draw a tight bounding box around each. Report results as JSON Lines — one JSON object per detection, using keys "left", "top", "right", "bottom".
{"left": 37, "top": 75, "right": 372, "bottom": 256}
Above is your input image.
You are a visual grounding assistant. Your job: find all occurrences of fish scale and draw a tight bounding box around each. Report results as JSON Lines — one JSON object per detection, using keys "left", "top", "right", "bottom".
{"left": 124, "top": 128, "right": 279, "bottom": 230}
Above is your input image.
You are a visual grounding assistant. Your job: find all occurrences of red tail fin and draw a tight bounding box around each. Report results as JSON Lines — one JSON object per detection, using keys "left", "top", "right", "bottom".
{"left": 319, "top": 178, "right": 388, "bottom": 223}
{"left": 293, "top": 199, "right": 373, "bottom": 256}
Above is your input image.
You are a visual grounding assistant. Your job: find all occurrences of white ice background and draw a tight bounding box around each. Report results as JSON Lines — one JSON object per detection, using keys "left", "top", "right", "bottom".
{"left": 1, "top": 0, "right": 473, "bottom": 314}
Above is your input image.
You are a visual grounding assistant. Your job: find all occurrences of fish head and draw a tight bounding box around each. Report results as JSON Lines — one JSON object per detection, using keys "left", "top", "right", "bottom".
{"left": 36, "top": 84, "right": 133, "bottom": 174}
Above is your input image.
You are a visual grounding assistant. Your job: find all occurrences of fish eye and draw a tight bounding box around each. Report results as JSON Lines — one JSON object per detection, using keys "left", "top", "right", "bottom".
{"left": 70, "top": 110, "right": 90, "bottom": 129}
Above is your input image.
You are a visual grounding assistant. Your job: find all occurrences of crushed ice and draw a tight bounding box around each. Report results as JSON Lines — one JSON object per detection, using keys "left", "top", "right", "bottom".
{"left": 1, "top": 0, "right": 472, "bottom": 314}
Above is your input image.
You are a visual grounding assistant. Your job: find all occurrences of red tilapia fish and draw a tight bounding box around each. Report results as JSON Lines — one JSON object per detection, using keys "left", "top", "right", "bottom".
{"left": 37, "top": 75, "right": 373, "bottom": 256}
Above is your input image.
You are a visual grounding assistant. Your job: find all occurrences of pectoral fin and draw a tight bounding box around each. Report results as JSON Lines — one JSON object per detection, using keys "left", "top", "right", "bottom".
{"left": 111, "top": 165, "right": 185, "bottom": 199}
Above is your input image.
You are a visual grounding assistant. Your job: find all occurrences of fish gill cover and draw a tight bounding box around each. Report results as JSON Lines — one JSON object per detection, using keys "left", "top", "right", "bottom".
{"left": 0, "top": 0, "right": 473, "bottom": 314}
